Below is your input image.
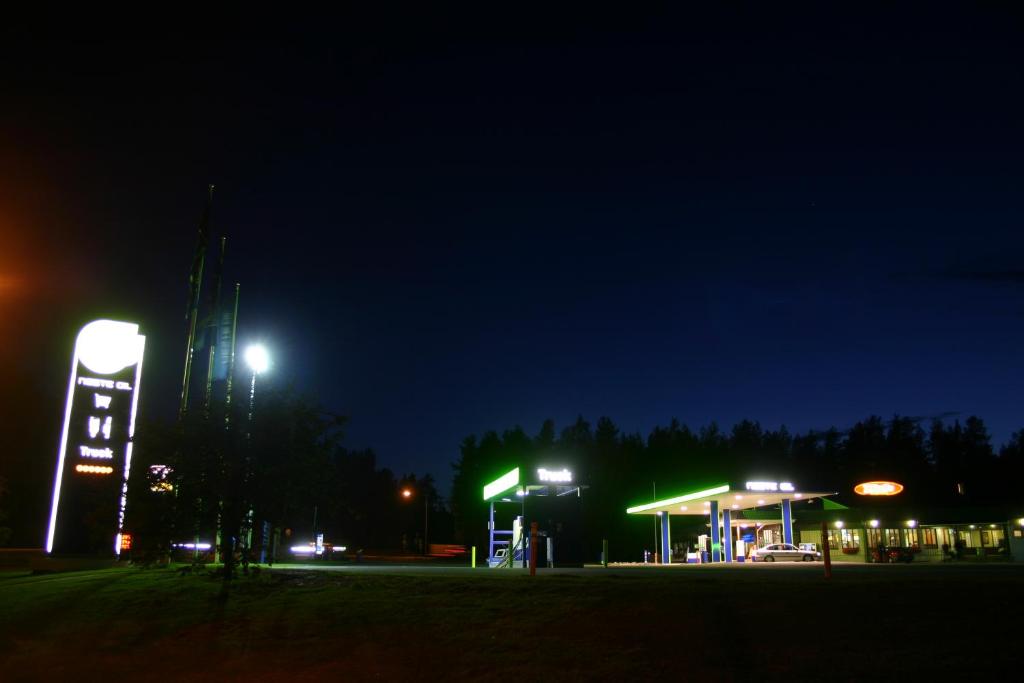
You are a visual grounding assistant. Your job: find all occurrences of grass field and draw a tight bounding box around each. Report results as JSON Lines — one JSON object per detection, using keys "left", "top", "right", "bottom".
{"left": 1, "top": 563, "right": 1022, "bottom": 681}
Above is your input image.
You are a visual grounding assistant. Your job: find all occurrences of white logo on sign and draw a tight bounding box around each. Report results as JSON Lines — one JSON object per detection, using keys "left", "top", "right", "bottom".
{"left": 538, "top": 468, "right": 572, "bottom": 483}
{"left": 745, "top": 481, "right": 796, "bottom": 492}
{"left": 88, "top": 415, "right": 112, "bottom": 440}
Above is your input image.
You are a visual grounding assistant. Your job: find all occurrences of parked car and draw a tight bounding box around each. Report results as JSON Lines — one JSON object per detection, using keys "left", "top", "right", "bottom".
{"left": 751, "top": 543, "right": 821, "bottom": 562}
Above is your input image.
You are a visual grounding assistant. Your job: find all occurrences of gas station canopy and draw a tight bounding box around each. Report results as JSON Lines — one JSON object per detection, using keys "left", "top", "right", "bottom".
{"left": 626, "top": 481, "right": 836, "bottom": 516}
{"left": 483, "top": 466, "right": 583, "bottom": 502}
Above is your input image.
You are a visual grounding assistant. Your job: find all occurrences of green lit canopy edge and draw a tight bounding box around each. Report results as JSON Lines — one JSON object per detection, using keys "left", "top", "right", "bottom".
{"left": 626, "top": 484, "right": 731, "bottom": 514}
{"left": 483, "top": 467, "right": 520, "bottom": 501}
{"left": 822, "top": 498, "right": 850, "bottom": 510}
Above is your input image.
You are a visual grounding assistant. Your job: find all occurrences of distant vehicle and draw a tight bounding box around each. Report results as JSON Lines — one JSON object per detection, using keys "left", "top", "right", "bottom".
{"left": 751, "top": 543, "right": 820, "bottom": 562}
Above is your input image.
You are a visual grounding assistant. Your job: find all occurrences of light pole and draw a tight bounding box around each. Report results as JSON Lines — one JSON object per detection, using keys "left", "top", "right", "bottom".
{"left": 401, "top": 487, "right": 429, "bottom": 556}
{"left": 244, "top": 344, "right": 270, "bottom": 420}
{"left": 242, "top": 344, "right": 269, "bottom": 563}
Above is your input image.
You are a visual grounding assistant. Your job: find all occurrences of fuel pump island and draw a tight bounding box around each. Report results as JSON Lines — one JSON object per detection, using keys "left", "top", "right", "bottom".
{"left": 483, "top": 466, "right": 586, "bottom": 568}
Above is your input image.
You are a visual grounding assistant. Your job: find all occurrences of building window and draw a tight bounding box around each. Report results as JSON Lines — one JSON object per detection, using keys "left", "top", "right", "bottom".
{"left": 904, "top": 528, "right": 919, "bottom": 549}
{"left": 981, "top": 528, "right": 1005, "bottom": 547}
{"left": 885, "top": 529, "right": 901, "bottom": 547}
{"left": 921, "top": 528, "right": 937, "bottom": 548}
{"left": 866, "top": 528, "right": 882, "bottom": 549}
{"left": 826, "top": 529, "right": 839, "bottom": 550}
{"left": 841, "top": 528, "right": 860, "bottom": 550}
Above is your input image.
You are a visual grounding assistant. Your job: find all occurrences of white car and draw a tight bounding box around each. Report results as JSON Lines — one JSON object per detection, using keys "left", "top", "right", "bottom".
{"left": 751, "top": 543, "right": 820, "bottom": 562}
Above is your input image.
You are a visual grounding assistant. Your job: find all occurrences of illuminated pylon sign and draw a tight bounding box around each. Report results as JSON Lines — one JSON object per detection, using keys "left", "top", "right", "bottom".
{"left": 854, "top": 481, "right": 904, "bottom": 496}
{"left": 46, "top": 320, "right": 145, "bottom": 556}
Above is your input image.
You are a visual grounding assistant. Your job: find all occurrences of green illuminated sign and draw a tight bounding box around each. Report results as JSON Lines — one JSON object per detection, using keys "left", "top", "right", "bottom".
{"left": 626, "top": 484, "right": 730, "bottom": 514}
{"left": 483, "top": 467, "right": 520, "bottom": 501}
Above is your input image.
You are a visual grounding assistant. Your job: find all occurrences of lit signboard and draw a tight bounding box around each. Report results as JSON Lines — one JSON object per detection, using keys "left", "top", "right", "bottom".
{"left": 46, "top": 320, "right": 145, "bottom": 556}
{"left": 483, "top": 467, "right": 520, "bottom": 500}
{"left": 537, "top": 468, "right": 572, "bottom": 483}
{"left": 745, "top": 481, "right": 795, "bottom": 492}
{"left": 854, "top": 481, "right": 904, "bottom": 496}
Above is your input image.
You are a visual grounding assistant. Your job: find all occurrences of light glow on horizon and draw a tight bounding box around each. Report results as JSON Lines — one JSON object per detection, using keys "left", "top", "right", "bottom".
{"left": 173, "top": 542, "right": 212, "bottom": 550}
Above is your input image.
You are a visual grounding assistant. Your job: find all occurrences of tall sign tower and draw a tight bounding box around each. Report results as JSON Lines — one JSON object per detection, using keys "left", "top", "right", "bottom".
{"left": 46, "top": 320, "right": 146, "bottom": 556}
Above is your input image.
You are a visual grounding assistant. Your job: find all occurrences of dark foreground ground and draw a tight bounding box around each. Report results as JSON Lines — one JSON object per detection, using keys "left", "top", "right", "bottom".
{"left": 1, "top": 562, "right": 1021, "bottom": 681}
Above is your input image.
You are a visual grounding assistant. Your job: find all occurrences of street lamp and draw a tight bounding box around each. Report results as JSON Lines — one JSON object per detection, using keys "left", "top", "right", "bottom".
{"left": 244, "top": 344, "right": 270, "bottom": 375}
{"left": 244, "top": 344, "right": 270, "bottom": 420}
{"left": 241, "top": 343, "right": 269, "bottom": 563}
{"left": 401, "top": 487, "right": 428, "bottom": 555}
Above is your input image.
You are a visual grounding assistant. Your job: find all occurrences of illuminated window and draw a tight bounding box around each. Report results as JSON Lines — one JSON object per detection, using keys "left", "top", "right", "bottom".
{"left": 841, "top": 528, "right": 860, "bottom": 549}
{"left": 866, "top": 528, "right": 882, "bottom": 548}
{"left": 825, "top": 529, "right": 860, "bottom": 550}
{"left": 904, "top": 528, "right": 919, "bottom": 549}
{"left": 921, "top": 528, "right": 937, "bottom": 548}
{"left": 884, "top": 529, "right": 901, "bottom": 547}
{"left": 981, "top": 529, "right": 1005, "bottom": 547}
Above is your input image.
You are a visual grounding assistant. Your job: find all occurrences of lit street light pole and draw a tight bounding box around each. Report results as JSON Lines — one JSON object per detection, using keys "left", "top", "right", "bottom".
{"left": 244, "top": 344, "right": 269, "bottom": 421}
{"left": 401, "top": 487, "right": 429, "bottom": 556}
{"left": 242, "top": 344, "right": 269, "bottom": 562}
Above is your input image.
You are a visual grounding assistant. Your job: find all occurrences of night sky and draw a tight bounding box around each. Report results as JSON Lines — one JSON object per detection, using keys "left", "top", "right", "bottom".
{"left": 3, "top": 9, "right": 1024, "bottom": 495}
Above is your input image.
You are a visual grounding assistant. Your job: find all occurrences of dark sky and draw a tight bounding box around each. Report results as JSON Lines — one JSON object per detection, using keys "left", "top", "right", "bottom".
{"left": 3, "top": 8, "right": 1024, "bottom": 493}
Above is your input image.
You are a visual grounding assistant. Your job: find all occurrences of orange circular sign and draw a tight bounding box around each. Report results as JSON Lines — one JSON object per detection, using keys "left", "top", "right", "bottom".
{"left": 854, "top": 481, "right": 904, "bottom": 496}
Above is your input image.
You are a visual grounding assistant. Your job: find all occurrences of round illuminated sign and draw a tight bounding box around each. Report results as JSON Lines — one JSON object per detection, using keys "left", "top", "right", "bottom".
{"left": 854, "top": 481, "right": 904, "bottom": 496}
{"left": 77, "top": 320, "right": 145, "bottom": 375}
